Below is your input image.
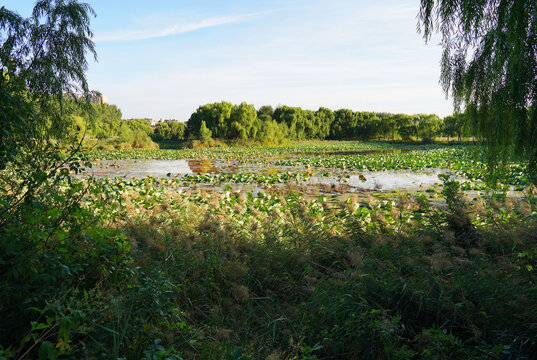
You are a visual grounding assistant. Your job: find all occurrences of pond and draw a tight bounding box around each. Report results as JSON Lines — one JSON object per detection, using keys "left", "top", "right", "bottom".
{"left": 81, "top": 158, "right": 459, "bottom": 192}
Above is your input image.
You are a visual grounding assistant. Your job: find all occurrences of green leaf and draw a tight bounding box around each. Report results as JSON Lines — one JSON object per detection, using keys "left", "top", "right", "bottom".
{"left": 39, "top": 341, "right": 58, "bottom": 360}
{"left": 34, "top": 323, "right": 50, "bottom": 330}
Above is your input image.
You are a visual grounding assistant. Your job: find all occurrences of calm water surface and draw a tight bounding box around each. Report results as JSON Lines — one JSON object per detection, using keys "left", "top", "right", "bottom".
{"left": 81, "top": 158, "right": 460, "bottom": 192}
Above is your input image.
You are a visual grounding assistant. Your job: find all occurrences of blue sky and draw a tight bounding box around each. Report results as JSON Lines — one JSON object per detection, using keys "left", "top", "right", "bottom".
{"left": 6, "top": 0, "right": 452, "bottom": 120}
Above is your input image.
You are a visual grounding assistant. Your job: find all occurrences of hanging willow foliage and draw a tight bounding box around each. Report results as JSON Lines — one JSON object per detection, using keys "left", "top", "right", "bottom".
{"left": 419, "top": 0, "right": 537, "bottom": 182}
{"left": 0, "top": 0, "right": 99, "bottom": 173}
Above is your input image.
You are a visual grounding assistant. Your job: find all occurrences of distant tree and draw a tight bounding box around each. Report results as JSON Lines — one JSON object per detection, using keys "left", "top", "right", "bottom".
{"left": 91, "top": 103, "right": 122, "bottom": 138}
{"left": 132, "top": 130, "right": 152, "bottom": 148}
{"left": 302, "top": 110, "right": 316, "bottom": 139}
{"left": 455, "top": 113, "right": 470, "bottom": 142}
{"left": 199, "top": 120, "right": 213, "bottom": 144}
{"left": 380, "top": 115, "right": 397, "bottom": 141}
{"left": 416, "top": 114, "right": 442, "bottom": 141}
{"left": 419, "top": 0, "right": 537, "bottom": 179}
{"left": 315, "top": 107, "right": 334, "bottom": 140}
{"left": 443, "top": 115, "right": 457, "bottom": 142}
{"left": 273, "top": 106, "right": 306, "bottom": 140}
{"left": 185, "top": 101, "right": 462, "bottom": 145}
{"left": 187, "top": 102, "right": 232, "bottom": 139}
{"left": 126, "top": 119, "right": 153, "bottom": 136}
{"left": 257, "top": 105, "right": 274, "bottom": 119}
{"left": 356, "top": 112, "right": 382, "bottom": 140}
{"left": 398, "top": 115, "right": 419, "bottom": 141}
{"left": 392, "top": 114, "right": 410, "bottom": 140}
{"left": 330, "top": 109, "right": 355, "bottom": 139}
{"left": 258, "top": 118, "right": 287, "bottom": 144}
{"left": 257, "top": 105, "right": 286, "bottom": 143}
{"left": 229, "top": 102, "right": 257, "bottom": 139}
{"left": 118, "top": 122, "right": 134, "bottom": 143}
{"left": 154, "top": 122, "right": 170, "bottom": 140}
{"left": 168, "top": 121, "right": 186, "bottom": 141}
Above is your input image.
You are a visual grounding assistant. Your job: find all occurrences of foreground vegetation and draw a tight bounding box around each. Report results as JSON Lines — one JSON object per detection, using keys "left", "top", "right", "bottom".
{"left": 2, "top": 166, "right": 537, "bottom": 358}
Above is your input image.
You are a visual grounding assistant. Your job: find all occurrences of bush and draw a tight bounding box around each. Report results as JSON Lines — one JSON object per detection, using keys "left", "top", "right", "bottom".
{"left": 132, "top": 130, "right": 153, "bottom": 148}
{"left": 0, "top": 173, "right": 133, "bottom": 358}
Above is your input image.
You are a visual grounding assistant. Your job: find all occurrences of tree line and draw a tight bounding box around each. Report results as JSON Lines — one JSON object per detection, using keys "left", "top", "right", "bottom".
{"left": 56, "top": 100, "right": 185, "bottom": 148}
{"left": 186, "top": 101, "right": 473, "bottom": 143}
{"left": 58, "top": 100, "right": 472, "bottom": 146}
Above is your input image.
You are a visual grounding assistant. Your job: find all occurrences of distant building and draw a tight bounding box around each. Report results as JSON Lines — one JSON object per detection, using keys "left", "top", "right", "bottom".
{"left": 63, "top": 92, "right": 108, "bottom": 104}
{"left": 125, "top": 118, "right": 182, "bottom": 129}
{"left": 94, "top": 95, "right": 108, "bottom": 104}
{"left": 159, "top": 118, "right": 180, "bottom": 124}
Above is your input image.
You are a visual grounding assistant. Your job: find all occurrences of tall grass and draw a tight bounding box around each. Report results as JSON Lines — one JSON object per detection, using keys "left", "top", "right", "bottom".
{"left": 1, "top": 173, "right": 536, "bottom": 358}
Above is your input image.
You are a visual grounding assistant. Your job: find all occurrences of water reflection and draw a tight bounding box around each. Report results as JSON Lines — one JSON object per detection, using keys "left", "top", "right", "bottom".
{"left": 346, "top": 168, "right": 455, "bottom": 190}
{"left": 82, "top": 159, "right": 192, "bottom": 179}
{"left": 187, "top": 159, "right": 219, "bottom": 174}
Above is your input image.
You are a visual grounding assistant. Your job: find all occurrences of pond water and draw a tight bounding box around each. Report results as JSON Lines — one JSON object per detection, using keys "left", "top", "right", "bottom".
{"left": 347, "top": 169, "right": 454, "bottom": 190}
{"left": 81, "top": 159, "right": 193, "bottom": 178}
{"left": 81, "top": 159, "right": 459, "bottom": 192}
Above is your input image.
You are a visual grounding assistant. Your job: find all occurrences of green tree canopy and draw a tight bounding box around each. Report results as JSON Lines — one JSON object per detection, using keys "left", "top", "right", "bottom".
{"left": 380, "top": 114, "right": 397, "bottom": 141}
{"left": 167, "top": 121, "right": 186, "bottom": 141}
{"left": 0, "top": 0, "right": 96, "bottom": 167}
{"left": 315, "top": 107, "right": 334, "bottom": 140}
{"left": 355, "top": 112, "right": 382, "bottom": 140}
{"left": 273, "top": 106, "right": 306, "bottom": 140}
{"left": 443, "top": 113, "right": 469, "bottom": 142}
{"left": 126, "top": 118, "right": 153, "bottom": 136}
{"left": 187, "top": 102, "right": 445, "bottom": 143}
{"left": 330, "top": 109, "right": 355, "bottom": 139}
{"left": 187, "top": 101, "right": 233, "bottom": 139}
{"left": 397, "top": 115, "right": 416, "bottom": 141}
{"left": 419, "top": 0, "right": 537, "bottom": 179}
{"left": 257, "top": 105, "right": 274, "bottom": 120}
{"left": 199, "top": 120, "right": 213, "bottom": 144}
{"left": 417, "top": 114, "right": 443, "bottom": 141}
{"left": 229, "top": 102, "right": 257, "bottom": 139}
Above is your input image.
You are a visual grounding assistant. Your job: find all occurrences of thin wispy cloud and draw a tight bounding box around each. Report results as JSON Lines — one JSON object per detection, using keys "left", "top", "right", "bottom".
{"left": 76, "top": 0, "right": 453, "bottom": 119}
{"left": 95, "top": 12, "right": 263, "bottom": 43}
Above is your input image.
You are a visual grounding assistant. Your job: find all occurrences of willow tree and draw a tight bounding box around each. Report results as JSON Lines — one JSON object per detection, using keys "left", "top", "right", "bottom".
{"left": 419, "top": 0, "right": 537, "bottom": 181}
{"left": 1, "top": 0, "right": 97, "bottom": 167}
{"left": 1, "top": 0, "right": 101, "bottom": 349}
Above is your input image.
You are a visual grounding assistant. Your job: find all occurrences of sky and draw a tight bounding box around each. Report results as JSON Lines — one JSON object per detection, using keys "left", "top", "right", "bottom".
{"left": 5, "top": 0, "right": 453, "bottom": 121}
